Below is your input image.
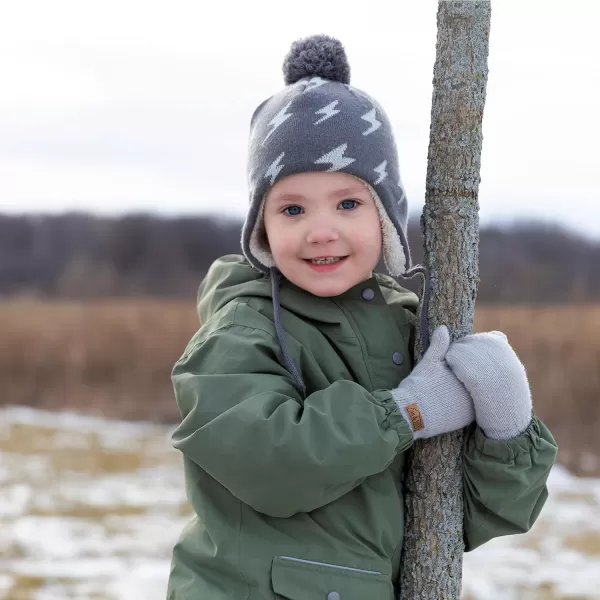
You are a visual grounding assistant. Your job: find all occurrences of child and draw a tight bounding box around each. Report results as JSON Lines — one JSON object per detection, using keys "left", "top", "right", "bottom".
{"left": 167, "top": 35, "right": 557, "bottom": 600}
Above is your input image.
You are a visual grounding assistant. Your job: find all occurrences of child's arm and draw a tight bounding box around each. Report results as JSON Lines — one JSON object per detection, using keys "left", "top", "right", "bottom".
{"left": 462, "top": 416, "right": 556, "bottom": 550}
{"left": 446, "top": 332, "right": 559, "bottom": 551}
{"left": 171, "top": 321, "right": 414, "bottom": 518}
{"left": 171, "top": 318, "right": 473, "bottom": 518}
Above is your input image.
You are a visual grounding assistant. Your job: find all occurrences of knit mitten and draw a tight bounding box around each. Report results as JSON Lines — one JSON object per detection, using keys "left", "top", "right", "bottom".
{"left": 445, "top": 331, "right": 533, "bottom": 439}
{"left": 392, "top": 326, "right": 475, "bottom": 439}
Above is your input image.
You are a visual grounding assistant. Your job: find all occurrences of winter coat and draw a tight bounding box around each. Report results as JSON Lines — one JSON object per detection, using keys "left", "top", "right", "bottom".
{"left": 167, "top": 254, "right": 558, "bottom": 600}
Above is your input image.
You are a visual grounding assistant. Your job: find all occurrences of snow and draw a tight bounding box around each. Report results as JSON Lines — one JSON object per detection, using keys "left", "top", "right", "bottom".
{"left": 462, "top": 465, "right": 600, "bottom": 599}
{"left": 1, "top": 406, "right": 598, "bottom": 600}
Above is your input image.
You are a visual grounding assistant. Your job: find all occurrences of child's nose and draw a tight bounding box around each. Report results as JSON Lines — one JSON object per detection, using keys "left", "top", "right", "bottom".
{"left": 306, "top": 226, "right": 340, "bottom": 244}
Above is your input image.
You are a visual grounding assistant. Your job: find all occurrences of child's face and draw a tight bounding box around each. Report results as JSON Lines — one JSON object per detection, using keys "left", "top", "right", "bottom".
{"left": 263, "top": 171, "right": 382, "bottom": 297}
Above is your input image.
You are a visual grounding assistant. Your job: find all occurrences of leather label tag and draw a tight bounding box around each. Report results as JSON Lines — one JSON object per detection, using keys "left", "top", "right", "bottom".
{"left": 406, "top": 403, "right": 424, "bottom": 432}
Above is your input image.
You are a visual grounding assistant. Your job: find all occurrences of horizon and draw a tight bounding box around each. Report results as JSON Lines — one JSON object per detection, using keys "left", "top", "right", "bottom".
{"left": 3, "top": 208, "right": 599, "bottom": 243}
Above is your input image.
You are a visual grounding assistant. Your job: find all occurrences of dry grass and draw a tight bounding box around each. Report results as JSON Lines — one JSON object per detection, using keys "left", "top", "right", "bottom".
{"left": 0, "top": 298, "right": 197, "bottom": 423}
{"left": 1, "top": 299, "right": 599, "bottom": 473}
{"left": 473, "top": 305, "right": 600, "bottom": 475}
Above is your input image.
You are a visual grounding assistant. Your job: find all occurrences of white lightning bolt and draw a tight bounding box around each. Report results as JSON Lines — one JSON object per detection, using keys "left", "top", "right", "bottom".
{"left": 361, "top": 108, "right": 382, "bottom": 136}
{"left": 262, "top": 101, "right": 293, "bottom": 146}
{"left": 302, "top": 76, "right": 328, "bottom": 92}
{"left": 264, "top": 152, "right": 285, "bottom": 185}
{"left": 373, "top": 160, "right": 388, "bottom": 184}
{"left": 314, "top": 100, "right": 340, "bottom": 125}
{"left": 314, "top": 143, "right": 356, "bottom": 172}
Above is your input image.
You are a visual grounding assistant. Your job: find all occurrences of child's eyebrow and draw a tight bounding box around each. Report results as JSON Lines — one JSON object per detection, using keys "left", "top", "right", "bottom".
{"left": 270, "top": 185, "right": 366, "bottom": 205}
{"left": 329, "top": 186, "right": 365, "bottom": 199}
{"left": 271, "top": 193, "right": 306, "bottom": 204}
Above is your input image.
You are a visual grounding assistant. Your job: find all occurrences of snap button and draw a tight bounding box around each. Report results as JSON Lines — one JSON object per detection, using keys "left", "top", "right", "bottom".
{"left": 361, "top": 287, "right": 375, "bottom": 301}
{"left": 392, "top": 351, "right": 404, "bottom": 365}
{"left": 327, "top": 592, "right": 341, "bottom": 600}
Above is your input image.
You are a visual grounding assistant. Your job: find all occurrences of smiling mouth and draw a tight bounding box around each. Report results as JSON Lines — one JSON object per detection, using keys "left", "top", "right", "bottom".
{"left": 305, "top": 256, "right": 348, "bottom": 265}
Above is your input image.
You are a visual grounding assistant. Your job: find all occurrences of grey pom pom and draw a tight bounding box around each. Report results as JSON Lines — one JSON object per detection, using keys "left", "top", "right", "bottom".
{"left": 282, "top": 34, "right": 350, "bottom": 85}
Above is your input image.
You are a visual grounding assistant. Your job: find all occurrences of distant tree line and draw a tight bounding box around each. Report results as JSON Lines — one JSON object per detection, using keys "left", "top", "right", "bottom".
{"left": 1, "top": 213, "right": 599, "bottom": 304}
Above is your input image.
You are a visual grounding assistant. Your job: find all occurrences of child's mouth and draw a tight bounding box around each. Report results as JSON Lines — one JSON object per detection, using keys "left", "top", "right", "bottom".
{"left": 304, "top": 256, "right": 348, "bottom": 272}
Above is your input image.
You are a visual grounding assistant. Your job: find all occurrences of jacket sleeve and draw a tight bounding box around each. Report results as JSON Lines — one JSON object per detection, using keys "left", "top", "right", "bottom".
{"left": 171, "top": 323, "right": 414, "bottom": 518}
{"left": 462, "top": 415, "right": 558, "bottom": 551}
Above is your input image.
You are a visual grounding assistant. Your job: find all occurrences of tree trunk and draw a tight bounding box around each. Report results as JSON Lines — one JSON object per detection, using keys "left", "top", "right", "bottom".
{"left": 399, "top": 2, "right": 491, "bottom": 599}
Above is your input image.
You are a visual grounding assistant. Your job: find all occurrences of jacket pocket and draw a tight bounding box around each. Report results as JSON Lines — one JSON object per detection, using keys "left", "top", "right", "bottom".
{"left": 271, "top": 556, "right": 393, "bottom": 600}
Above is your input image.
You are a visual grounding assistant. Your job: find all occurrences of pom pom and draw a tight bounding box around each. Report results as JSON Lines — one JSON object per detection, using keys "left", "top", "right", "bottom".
{"left": 282, "top": 34, "right": 350, "bottom": 85}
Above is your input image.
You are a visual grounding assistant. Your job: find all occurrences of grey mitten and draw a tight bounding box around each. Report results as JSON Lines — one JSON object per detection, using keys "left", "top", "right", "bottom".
{"left": 392, "top": 326, "right": 475, "bottom": 439}
{"left": 445, "top": 331, "right": 533, "bottom": 439}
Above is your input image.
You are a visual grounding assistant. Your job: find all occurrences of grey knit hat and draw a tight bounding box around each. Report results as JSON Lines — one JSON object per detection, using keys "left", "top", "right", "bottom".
{"left": 241, "top": 34, "right": 419, "bottom": 278}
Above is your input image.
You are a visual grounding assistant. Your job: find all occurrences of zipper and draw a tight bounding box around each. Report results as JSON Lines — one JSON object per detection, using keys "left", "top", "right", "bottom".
{"left": 279, "top": 555, "right": 382, "bottom": 575}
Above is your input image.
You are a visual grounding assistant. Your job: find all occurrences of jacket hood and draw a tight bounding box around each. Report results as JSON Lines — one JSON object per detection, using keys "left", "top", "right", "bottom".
{"left": 197, "top": 255, "right": 270, "bottom": 324}
{"left": 197, "top": 254, "right": 419, "bottom": 325}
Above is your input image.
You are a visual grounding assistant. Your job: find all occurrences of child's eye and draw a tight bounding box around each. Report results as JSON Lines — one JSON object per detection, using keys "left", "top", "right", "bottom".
{"left": 283, "top": 205, "right": 304, "bottom": 216}
{"left": 339, "top": 199, "right": 359, "bottom": 210}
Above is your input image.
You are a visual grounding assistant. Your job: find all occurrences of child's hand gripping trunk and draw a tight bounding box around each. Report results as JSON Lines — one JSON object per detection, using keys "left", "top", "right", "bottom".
{"left": 445, "top": 331, "right": 533, "bottom": 439}
{"left": 391, "top": 326, "right": 475, "bottom": 439}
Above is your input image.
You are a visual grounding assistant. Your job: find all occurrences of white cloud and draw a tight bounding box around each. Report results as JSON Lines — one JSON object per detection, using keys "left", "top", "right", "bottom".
{"left": 0, "top": 0, "right": 598, "bottom": 237}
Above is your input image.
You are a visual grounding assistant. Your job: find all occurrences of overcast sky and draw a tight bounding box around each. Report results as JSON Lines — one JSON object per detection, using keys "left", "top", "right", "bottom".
{"left": 0, "top": 0, "right": 598, "bottom": 238}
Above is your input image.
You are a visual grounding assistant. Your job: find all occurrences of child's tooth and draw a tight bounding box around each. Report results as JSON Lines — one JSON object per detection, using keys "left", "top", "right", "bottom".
{"left": 311, "top": 257, "right": 340, "bottom": 264}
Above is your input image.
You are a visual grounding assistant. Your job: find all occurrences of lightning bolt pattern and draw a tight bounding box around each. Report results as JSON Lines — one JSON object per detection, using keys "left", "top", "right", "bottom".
{"left": 314, "top": 144, "right": 356, "bottom": 172}
{"left": 262, "top": 101, "right": 294, "bottom": 146}
{"left": 264, "top": 152, "right": 286, "bottom": 185}
{"left": 361, "top": 108, "right": 382, "bottom": 136}
{"left": 373, "top": 160, "right": 388, "bottom": 185}
{"left": 314, "top": 100, "right": 340, "bottom": 125}
{"left": 301, "top": 76, "right": 328, "bottom": 93}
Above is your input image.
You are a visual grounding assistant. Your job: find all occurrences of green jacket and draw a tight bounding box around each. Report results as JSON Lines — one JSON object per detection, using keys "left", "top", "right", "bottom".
{"left": 168, "top": 255, "right": 557, "bottom": 600}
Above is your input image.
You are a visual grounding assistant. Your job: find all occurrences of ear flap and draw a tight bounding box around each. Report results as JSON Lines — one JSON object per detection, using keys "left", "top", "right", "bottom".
{"left": 361, "top": 181, "right": 407, "bottom": 276}
{"left": 248, "top": 197, "right": 276, "bottom": 269}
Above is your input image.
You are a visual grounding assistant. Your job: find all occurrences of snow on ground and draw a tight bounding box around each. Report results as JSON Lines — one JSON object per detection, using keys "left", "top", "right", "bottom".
{"left": 1, "top": 406, "right": 599, "bottom": 600}
{"left": 462, "top": 464, "right": 600, "bottom": 600}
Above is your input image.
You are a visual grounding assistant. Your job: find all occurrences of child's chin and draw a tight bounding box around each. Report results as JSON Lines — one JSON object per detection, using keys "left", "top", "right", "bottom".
{"left": 280, "top": 266, "right": 356, "bottom": 297}
{"left": 302, "top": 279, "right": 352, "bottom": 298}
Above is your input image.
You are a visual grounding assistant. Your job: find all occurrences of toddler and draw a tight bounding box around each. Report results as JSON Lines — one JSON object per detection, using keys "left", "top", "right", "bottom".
{"left": 167, "top": 35, "right": 557, "bottom": 600}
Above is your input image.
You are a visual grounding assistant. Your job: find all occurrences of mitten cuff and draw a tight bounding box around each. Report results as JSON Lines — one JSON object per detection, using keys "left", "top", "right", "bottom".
{"left": 481, "top": 409, "right": 534, "bottom": 440}
{"left": 391, "top": 379, "right": 475, "bottom": 440}
{"left": 392, "top": 386, "right": 428, "bottom": 439}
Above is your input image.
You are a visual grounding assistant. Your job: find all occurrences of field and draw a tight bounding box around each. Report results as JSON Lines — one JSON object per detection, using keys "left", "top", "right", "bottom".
{"left": 1, "top": 406, "right": 599, "bottom": 600}
{"left": 1, "top": 299, "right": 600, "bottom": 598}
{"left": 1, "top": 299, "right": 599, "bottom": 471}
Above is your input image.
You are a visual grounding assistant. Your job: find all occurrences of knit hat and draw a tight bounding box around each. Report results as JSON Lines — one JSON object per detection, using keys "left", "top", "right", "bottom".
{"left": 241, "top": 34, "right": 420, "bottom": 279}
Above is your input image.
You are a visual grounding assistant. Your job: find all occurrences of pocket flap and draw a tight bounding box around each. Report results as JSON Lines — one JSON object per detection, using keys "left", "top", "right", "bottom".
{"left": 271, "top": 556, "right": 393, "bottom": 600}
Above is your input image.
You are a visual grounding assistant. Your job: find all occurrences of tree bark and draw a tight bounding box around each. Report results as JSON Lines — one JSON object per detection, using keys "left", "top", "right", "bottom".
{"left": 399, "top": 2, "right": 491, "bottom": 599}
